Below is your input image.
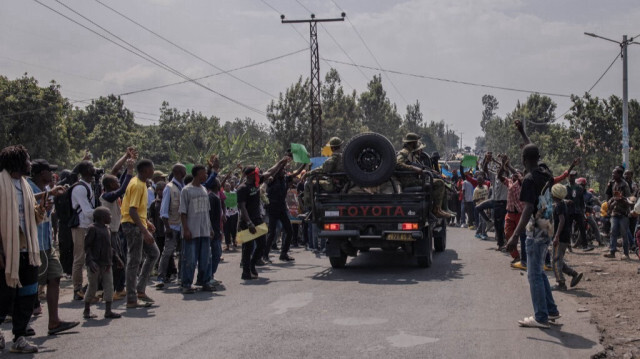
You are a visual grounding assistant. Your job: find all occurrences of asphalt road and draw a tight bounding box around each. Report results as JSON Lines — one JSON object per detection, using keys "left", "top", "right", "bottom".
{"left": 2, "top": 227, "right": 602, "bottom": 358}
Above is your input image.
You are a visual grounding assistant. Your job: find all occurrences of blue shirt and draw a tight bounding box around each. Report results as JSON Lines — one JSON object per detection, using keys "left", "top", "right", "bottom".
{"left": 160, "top": 178, "right": 184, "bottom": 231}
{"left": 27, "top": 178, "right": 51, "bottom": 251}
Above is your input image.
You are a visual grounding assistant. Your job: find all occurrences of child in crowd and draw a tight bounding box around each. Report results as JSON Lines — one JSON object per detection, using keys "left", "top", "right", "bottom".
{"left": 83, "top": 207, "right": 122, "bottom": 319}
{"left": 551, "top": 184, "right": 583, "bottom": 291}
{"left": 473, "top": 180, "right": 489, "bottom": 240}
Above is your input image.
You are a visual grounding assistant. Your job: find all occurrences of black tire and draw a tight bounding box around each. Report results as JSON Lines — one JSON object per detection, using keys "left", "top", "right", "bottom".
{"left": 329, "top": 255, "right": 347, "bottom": 268}
{"left": 587, "top": 217, "right": 602, "bottom": 245}
{"left": 342, "top": 132, "right": 397, "bottom": 187}
{"left": 417, "top": 234, "right": 433, "bottom": 268}
{"left": 434, "top": 222, "right": 447, "bottom": 253}
{"left": 570, "top": 222, "right": 580, "bottom": 247}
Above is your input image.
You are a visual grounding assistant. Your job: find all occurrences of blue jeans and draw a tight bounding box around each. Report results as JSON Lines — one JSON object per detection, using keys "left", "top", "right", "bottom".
{"left": 610, "top": 216, "right": 631, "bottom": 255}
{"left": 520, "top": 234, "right": 527, "bottom": 265}
{"left": 181, "top": 236, "right": 211, "bottom": 287}
{"left": 526, "top": 237, "right": 558, "bottom": 323}
{"left": 209, "top": 232, "right": 222, "bottom": 280}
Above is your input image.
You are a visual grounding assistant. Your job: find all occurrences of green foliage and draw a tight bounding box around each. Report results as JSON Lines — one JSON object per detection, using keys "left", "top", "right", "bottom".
{"left": 0, "top": 74, "right": 73, "bottom": 167}
{"left": 359, "top": 75, "right": 403, "bottom": 145}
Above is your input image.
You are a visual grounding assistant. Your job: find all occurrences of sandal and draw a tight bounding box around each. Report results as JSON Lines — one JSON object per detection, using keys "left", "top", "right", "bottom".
{"left": 126, "top": 300, "right": 153, "bottom": 309}
{"left": 137, "top": 294, "right": 155, "bottom": 303}
{"left": 48, "top": 321, "right": 79, "bottom": 335}
{"left": 83, "top": 313, "right": 97, "bottom": 319}
{"left": 517, "top": 316, "right": 550, "bottom": 329}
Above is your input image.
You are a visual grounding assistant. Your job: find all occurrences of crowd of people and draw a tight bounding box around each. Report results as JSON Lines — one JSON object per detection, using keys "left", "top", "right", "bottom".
{"left": 443, "top": 120, "right": 640, "bottom": 328}
{"left": 2, "top": 119, "right": 639, "bottom": 352}
{"left": 0, "top": 144, "right": 313, "bottom": 353}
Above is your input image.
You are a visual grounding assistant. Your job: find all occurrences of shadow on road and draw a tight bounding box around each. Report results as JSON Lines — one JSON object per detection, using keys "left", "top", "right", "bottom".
{"left": 526, "top": 327, "right": 598, "bottom": 349}
{"left": 311, "top": 249, "right": 464, "bottom": 285}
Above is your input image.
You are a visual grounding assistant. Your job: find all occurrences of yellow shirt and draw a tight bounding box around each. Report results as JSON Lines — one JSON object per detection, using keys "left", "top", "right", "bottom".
{"left": 121, "top": 176, "right": 148, "bottom": 227}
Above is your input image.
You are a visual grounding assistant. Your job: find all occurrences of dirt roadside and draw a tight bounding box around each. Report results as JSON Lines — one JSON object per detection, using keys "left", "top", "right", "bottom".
{"left": 559, "top": 246, "right": 640, "bottom": 358}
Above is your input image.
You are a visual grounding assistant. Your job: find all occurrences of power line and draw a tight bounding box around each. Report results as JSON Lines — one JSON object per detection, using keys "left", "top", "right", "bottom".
{"left": 85, "top": 48, "right": 307, "bottom": 99}
{"left": 258, "top": 0, "right": 355, "bottom": 91}
{"left": 38, "top": 0, "right": 266, "bottom": 116}
{"left": 0, "top": 48, "right": 306, "bottom": 120}
{"left": 551, "top": 50, "right": 622, "bottom": 122}
{"left": 323, "top": 58, "right": 572, "bottom": 98}
{"left": 293, "top": 0, "right": 369, "bottom": 82}
{"left": 93, "top": 0, "right": 277, "bottom": 98}
{"left": 587, "top": 50, "right": 621, "bottom": 93}
{"left": 329, "top": 0, "right": 409, "bottom": 106}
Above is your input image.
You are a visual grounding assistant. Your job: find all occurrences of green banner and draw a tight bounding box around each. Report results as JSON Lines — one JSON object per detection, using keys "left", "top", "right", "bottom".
{"left": 290, "top": 143, "right": 311, "bottom": 164}
{"left": 461, "top": 155, "right": 477, "bottom": 169}
{"left": 224, "top": 192, "right": 237, "bottom": 209}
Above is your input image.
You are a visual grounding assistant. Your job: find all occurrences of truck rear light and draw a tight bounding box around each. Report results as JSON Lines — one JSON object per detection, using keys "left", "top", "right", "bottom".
{"left": 399, "top": 223, "right": 419, "bottom": 231}
{"left": 324, "top": 223, "right": 342, "bottom": 231}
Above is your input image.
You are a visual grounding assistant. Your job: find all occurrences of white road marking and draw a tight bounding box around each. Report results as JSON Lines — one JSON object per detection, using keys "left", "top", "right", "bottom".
{"left": 271, "top": 292, "right": 313, "bottom": 314}
{"left": 333, "top": 317, "right": 389, "bottom": 326}
{"left": 386, "top": 331, "right": 439, "bottom": 348}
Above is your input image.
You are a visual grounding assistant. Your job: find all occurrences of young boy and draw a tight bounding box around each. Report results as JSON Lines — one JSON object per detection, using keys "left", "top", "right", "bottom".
{"left": 83, "top": 207, "right": 121, "bottom": 319}
{"left": 551, "top": 184, "right": 583, "bottom": 291}
{"left": 473, "top": 179, "right": 489, "bottom": 240}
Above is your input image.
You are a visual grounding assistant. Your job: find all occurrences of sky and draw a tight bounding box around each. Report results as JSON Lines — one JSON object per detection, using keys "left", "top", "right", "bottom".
{"left": 1, "top": 0, "right": 639, "bottom": 148}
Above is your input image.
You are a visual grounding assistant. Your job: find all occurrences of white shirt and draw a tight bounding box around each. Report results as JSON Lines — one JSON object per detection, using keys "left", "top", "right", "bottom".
{"left": 71, "top": 179, "right": 95, "bottom": 228}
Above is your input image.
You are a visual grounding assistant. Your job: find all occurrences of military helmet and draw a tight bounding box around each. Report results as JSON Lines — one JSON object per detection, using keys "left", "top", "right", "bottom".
{"left": 328, "top": 137, "right": 343, "bottom": 147}
{"left": 402, "top": 133, "right": 421, "bottom": 143}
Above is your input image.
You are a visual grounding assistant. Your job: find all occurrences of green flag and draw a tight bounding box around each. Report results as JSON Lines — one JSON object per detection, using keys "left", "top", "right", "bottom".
{"left": 290, "top": 143, "right": 311, "bottom": 164}
{"left": 461, "top": 155, "right": 477, "bottom": 169}
{"left": 184, "top": 163, "right": 194, "bottom": 175}
{"left": 224, "top": 192, "right": 237, "bottom": 209}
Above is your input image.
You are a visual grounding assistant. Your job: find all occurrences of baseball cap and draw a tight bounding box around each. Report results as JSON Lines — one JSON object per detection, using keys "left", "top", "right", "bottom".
{"left": 31, "top": 159, "right": 58, "bottom": 175}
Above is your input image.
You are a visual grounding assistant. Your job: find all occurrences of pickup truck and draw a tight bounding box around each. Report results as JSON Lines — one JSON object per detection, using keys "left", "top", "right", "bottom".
{"left": 309, "top": 133, "right": 447, "bottom": 268}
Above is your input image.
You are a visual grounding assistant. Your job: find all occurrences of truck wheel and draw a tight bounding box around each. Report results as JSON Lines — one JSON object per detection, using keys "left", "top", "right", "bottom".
{"left": 329, "top": 255, "right": 348, "bottom": 268}
{"left": 342, "top": 133, "right": 396, "bottom": 187}
{"left": 417, "top": 254, "right": 432, "bottom": 268}
{"left": 417, "top": 234, "right": 433, "bottom": 268}
{"left": 434, "top": 223, "right": 447, "bottom": 253}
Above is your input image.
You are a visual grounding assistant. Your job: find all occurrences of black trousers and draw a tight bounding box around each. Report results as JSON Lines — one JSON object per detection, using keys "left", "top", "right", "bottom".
{"left": 493, "top": 201, "right": 507, "bottom": 247}
{"left": 58, "top": 223, "right": 73, "bottom": 275}
{"left": 0, "top": 253, "right": 39, "bottom": 341}
{"left": 240, "top": 220, "right": 265, "bottom": 275}
{"left": 568, "top": 212, "right": 587, "bottom": 247}
{"left": 265, "top": 209, "right": 293, "bottom": 257}
{"left": 224, "top": 213, "right": 239, "bottom": 246}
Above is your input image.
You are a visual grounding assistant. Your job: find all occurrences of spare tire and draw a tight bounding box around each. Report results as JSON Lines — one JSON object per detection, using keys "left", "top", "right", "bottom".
{"left": 342, "top": 132, "right": 397, "bottom": 187}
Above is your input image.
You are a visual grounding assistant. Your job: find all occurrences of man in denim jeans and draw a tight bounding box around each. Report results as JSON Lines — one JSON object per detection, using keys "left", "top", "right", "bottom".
{"left": 604, "top": 167, "right": 633, "bottom": 260}
{"left": 179, "top": 165, "right": 213, "bottom": 294}
{"left": 506, "top": 120, "right": 559, "bottom": 329}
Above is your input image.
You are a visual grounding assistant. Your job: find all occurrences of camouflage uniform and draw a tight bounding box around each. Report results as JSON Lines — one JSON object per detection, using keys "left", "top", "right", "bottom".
{"left": 304, "top": 138, "right": 345, "bottom": 208}
{"left": 396, "top": 142, "right": 446, "bottom": 212}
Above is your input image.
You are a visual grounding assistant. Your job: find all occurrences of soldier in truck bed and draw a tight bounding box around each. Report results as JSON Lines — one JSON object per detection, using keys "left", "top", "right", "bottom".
{"left": 396, "top": 133, "right": 453, "bottom": 219}
{"left": 307, "top": 137, "right": 344, "bottom": 176}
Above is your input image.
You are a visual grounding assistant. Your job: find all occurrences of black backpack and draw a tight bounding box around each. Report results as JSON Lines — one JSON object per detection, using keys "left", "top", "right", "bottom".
{"left": 54, "top": 182, "right": 92, "bottom": 228}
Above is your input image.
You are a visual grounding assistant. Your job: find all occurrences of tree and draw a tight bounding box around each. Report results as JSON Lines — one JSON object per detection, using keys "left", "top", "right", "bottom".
{"left": 359, "top": 74, "right": 402, "bottom": 145}
{"left": 0, "top": 74, "right": 74, "bottom": 166}
{"left": 75, "top": 95, "right": 139, "bottom": 166}
{"left": 267, "top": 76, "right": 311, "bottom": 154}
{"left": 481, "top": 94, "right": 499, "bottom": 132}
{"left": 403, "top": 100, "right": 424, "bottom": 134}
{"left": 321, "top": 69, "right": 365, "bottom": 143}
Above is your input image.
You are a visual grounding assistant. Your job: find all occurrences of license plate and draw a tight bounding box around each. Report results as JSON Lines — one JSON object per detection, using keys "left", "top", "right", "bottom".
{"left": 386, "top": 233, "right": 415, "bottom": 241}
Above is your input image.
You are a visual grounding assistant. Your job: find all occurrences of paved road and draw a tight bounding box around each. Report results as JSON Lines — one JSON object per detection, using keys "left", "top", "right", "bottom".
{"left": 2, "top": 228, "right": 602, "bottom": 358}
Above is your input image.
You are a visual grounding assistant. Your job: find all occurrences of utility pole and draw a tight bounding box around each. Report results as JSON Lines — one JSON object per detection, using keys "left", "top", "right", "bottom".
{"left": 585, "top": 32, "right": 637, "bottom": 169}
{"left": 281, "top": 13, "right": 345, "bottom": 156}
{"left": 622, "top": 35, "right": 629, "bottom": 169}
